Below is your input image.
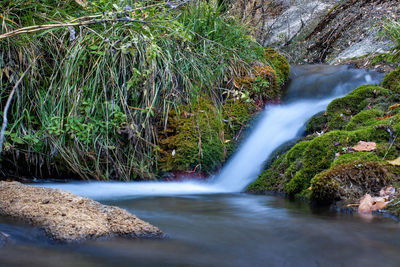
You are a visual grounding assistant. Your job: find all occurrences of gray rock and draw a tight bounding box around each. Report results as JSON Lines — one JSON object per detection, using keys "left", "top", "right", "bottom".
{"left": 0, "top": 181, "right": 165, "bottom": 242}
{"left": 330, "top": 29, "right": 394, "bottom": 64}
{"left": 263, "top": 0, "right": 339, "bottom": 46}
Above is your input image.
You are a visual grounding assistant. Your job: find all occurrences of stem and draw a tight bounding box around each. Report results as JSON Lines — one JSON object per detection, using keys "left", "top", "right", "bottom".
{"left": 0, "top": 65, "right": 32, "bottom": 157}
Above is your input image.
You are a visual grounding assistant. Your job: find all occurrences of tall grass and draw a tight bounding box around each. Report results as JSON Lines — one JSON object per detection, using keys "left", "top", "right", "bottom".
{"left": 382, "top": 19, "right": 400, "bottom": 61}
{"left": 0, "top": 0, "right": 267, "bottom": 180}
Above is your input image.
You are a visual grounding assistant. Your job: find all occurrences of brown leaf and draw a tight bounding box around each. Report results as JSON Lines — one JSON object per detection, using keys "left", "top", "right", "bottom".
{"left": 358, "top": 194, "right": 374, "bottom": 213}
{"left": 74, "top": 0, "right": 88, "bottom": 7}
{"left": 352, "top": 141, "right": 376, "bottom": 152}
{"left": 388, "top": 157, "right": 400, "bottom": 166}
{"left": 372, "top": 201, "right": 388, "bottom": 211}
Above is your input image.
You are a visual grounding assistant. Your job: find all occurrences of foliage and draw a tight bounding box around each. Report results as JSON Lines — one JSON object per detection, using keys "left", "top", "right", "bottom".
{"left": 382, "top": 18, "right": 400, "bottom": 60}
{"left": 0, "top": 0, "right": 287, "bottom": 180}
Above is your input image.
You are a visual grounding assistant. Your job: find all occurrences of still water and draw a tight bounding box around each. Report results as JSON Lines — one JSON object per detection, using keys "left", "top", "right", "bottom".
{"left": 1, "top": 194, "right": 400, "bottom": 267}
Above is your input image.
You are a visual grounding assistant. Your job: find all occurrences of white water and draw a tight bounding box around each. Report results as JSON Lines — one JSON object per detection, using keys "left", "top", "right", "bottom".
{"left": 38, "top": 66, "right": 384, "bottom": 200}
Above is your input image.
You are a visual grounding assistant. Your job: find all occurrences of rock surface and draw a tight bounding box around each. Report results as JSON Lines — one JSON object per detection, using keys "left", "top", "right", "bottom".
{"left": 233, "top": 0, "right": 399, "bottom": 65}
{"left": 0, "top": 181, "right": 164, "bottom": 242}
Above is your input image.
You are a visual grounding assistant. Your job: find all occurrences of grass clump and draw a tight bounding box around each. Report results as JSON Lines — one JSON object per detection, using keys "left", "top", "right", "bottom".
{"left": 0, "top": 0, "right": 288, "bottom": 180}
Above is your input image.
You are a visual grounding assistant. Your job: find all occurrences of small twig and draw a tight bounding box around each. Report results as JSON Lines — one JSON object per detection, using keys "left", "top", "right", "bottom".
{"left": 0, "top": 15, "right": 182, "bottom": 40}
{"left": 0, "top": 65, "right": 32, "bottom": 157}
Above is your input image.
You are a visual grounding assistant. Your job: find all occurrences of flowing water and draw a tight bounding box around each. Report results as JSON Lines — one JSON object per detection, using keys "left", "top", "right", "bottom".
{"left": 2, "top": 65, "right": 400, "bottom": 267}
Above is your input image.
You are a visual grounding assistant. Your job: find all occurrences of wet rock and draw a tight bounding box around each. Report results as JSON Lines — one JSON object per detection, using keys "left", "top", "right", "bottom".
{"left": 0, "top": 231, "right": 9, "bottom": 247}
{"left": 0, "top": 181, "right": 165, "bottom": 242}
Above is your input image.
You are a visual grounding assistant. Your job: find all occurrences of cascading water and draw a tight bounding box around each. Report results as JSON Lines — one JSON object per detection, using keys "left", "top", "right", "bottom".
{"left": 38, "top": 65, "right": 384, "bottom": 199}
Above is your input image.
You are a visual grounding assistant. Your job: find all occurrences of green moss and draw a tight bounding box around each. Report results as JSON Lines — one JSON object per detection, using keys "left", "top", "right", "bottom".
{"left": 158, "top": 97, "right": 256, "bottom": 174}
{"left": 311, "top": 162, "right": 396, "bottom": 203}
{"left": 326, "top": 85, "right": 390, "bottom": 130}
{"left": 247, "top": 140, "right": 311, "bottom": 193}
{"left": 222, "top": 99, "right": 256, "bottom": 157}
{"left": 251, "top": 124, "right": 396, "bottom": 197}
{"left": 345, "top": 109, "right": 384, "bottom": 131}
{"left": 265, "top": 49, "right": 290, "bottom": 85}
{"left": 382, "top": 66, "right": 400, "bottom": 93}
{"left": 158, "top": 97, "right": 225, "bottom": 174}
{"left": 249, "top": 73, "right": 400, "bottom": 202}
{"left": 305, "top": 111, "right": 327, "bottom": 134}
{"left": 332, "top": 152, "right": 381, "bottom": 166}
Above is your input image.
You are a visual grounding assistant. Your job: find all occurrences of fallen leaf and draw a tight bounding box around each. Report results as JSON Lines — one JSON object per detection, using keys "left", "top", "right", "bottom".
{"left": 74, "top": 0, "right": 88, "bottom": 7}
{"left": 372, "top": 201, "right": 388, "bottom": 211}
{"left": 388, "top": 157, "right": 400, "bottom": 166}
{"left": 352, "top": 141, "right": 376, "bottom": 152}
{"left": 358, "top": 194, "right": 374, "bottom": 213}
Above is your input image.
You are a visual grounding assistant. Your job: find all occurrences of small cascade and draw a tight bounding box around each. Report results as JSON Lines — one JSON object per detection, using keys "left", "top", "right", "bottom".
{"left": 38, "top": 65, "right": 384, "bottom": 199}
{"left": 212, "top": 65, "right": 384, "bottom": 191}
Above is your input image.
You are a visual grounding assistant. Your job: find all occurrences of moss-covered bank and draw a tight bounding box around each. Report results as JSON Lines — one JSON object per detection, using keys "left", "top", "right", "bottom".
{"left": 248, "top": 66, "right": 400, "bottom": 210}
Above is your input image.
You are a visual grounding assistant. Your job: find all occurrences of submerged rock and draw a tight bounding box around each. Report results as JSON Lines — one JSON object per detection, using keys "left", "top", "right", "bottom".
{"left": 0, "top": 231, "right": 9, "bottom": 247}
{"left": 0, "top": 181, "right": 165, "bottom": 242}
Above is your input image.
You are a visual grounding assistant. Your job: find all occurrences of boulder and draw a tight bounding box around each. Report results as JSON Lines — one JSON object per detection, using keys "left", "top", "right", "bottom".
{"left": 0, "top": 181, "right": 164, "bottom": 242}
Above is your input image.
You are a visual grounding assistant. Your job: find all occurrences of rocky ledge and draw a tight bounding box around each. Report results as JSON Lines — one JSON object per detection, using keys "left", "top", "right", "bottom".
{"left": 0, "top": 181, "right": 165, "bottom": 242}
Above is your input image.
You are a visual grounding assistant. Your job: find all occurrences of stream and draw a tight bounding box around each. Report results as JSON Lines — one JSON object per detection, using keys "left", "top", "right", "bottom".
{"left": 1, "top": 65, "right": 400, "bottom": 267}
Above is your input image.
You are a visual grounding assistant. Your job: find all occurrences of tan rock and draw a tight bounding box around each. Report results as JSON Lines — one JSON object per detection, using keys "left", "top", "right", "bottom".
{"left": 0, "top": 181, "right": 164, "bottom": 242}
{"left": 352, "top": 141, "right": 376, "bottom": 152}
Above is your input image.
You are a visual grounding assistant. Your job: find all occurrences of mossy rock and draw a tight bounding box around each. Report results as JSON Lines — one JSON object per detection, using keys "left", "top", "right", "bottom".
{"left": 326, "top": 85, "right": 390, "bottom": 130}
{"left": 331, "top": 152, "right": 381, "bottom": 167}
{"left": 158, "top": 97, "right": 225, "bottom": 174}
{"left": 249, "top": 74, "right": 400, "bottom": 202}
{"left": 233, "top": 49, "right": 289, "bottom": 104}
{"left": 250, "top": 123, "right": 397, "bottom": 198}
{"left": 234, "top": 63, "right": 280, "bottom": 103}
{"left": 382, "top": 65, "right": 400, "bottom": 93}
{"left": 305, "top": 111, "right": 327, "bottom": 134}
{"left": 247, "top": 140, "right": 311, "bottom": 193}
{"left": 265, "top": 48, "right": 290, "bottom": 85}
{"left": 310, "top": 162, "right": 397, "bottom": 203}
{"left": 222, "top": 99, "right": 256, "bottom": 157}
{"left": 345, "top": 109, "right": 384, "bottom": 131}
{"left": 158, "top": 97, "right": 255, "bottom": 174}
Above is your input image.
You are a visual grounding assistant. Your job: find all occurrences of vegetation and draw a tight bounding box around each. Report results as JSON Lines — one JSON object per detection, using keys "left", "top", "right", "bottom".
{"left": 248, "top": 69, "right": 400, "bottom": 203}
{"left": 0, "top": 0, "right": 289, "bottom": 180}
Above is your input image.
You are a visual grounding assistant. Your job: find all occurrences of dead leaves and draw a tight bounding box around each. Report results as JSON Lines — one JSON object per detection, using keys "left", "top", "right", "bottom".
{"left": 388, "top": 157, "right": 400, "bottom": 166}
{"left": 358, "top": 186, "right": 396, "bottom": 214}
{"left": 74, "top": 0, "right": 88, "bottom": 8}
{"left": 352, "top": 141, "right": 376, "bottom": 152}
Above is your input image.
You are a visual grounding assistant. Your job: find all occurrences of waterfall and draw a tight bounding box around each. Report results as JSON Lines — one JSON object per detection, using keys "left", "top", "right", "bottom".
{"left": 37, "top": 65, "right": 384, "bottom": 199}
